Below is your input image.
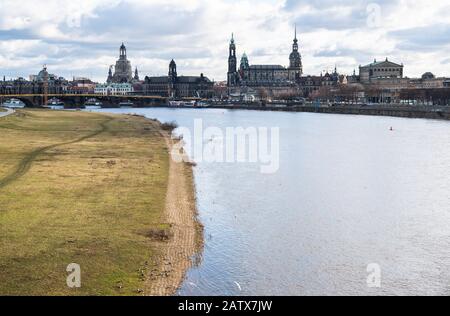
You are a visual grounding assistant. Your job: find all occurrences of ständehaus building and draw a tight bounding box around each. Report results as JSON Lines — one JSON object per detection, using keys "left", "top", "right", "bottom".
{"left": 227, "top": 27, "right": 303, "bottom": 91}
{"left": 143, "top": 59, "right": 214, "bottom": 99}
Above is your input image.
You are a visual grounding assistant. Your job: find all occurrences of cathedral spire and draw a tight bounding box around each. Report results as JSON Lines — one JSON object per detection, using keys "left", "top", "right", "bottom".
{"left": 289, "top": 24, "right": 303, "bottom": 78}
{"left": 107, "top": 65, "right": 113, "bottom": 83}
{"left": 292, "top": 25, "right": 299, "bottom": 52}
{"left": 227, "top": 33, "right": 238, "bottom": 87}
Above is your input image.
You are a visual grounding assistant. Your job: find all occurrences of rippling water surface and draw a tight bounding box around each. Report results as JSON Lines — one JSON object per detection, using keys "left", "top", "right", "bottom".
{"left": 92, "top": 108, "right": 450, "bottom": 296}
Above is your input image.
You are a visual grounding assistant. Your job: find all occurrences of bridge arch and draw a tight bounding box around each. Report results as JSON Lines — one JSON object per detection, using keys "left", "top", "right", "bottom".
{"left": 2, "top": 94, "right": 169, "bottom": 108}
{"left": 0, "top": 95, "right": 41, "bottom": 107}
{"left": 15, "top": 96, "right": 39, "bottom": 107}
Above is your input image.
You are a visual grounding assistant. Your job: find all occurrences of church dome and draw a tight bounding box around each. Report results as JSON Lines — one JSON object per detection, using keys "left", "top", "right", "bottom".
{"left": 422, "top": 72, "right": 435, "bottom": 80}
{"left": 36, "top": 67, "right": 49, "bottom": 81}
{"left": 110, "top": 42, "right": 133, "bottom": 83}
{"left": 37, "top": 69, "right": 47, "bottom": 77}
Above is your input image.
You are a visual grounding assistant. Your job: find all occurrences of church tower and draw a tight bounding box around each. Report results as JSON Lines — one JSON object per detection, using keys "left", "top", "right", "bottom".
{"left": 107, "top": 65, "right": 113, "bottom": 83}
{"left": 288, "top": 25, "right": 303, "bottom": 81}
{"left": 134, "top": 67, "right": 140, "bottom": 81}
{"left": 239, "top": 53, "right": 249, "bottom": 82}
{"left": 120, "top": 43, "right": 127, "bottom": 59}
{"left": 227, "top": 33, "right": 238, "bottom": 87}
{"left": 240, "top": 53, "right": 249, "bottom": 71}
{"left": 168, "top": 59, "right": 177, "bottom": 98}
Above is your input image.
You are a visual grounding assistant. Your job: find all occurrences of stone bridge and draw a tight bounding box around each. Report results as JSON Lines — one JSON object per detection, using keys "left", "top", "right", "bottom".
{"left": 0, "top": 94, "right": 168, "bottom": 108}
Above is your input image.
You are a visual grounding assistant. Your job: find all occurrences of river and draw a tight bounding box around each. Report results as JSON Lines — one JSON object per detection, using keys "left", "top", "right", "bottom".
{"left": 91, "top": 108, "right": 450, "bottom": 296}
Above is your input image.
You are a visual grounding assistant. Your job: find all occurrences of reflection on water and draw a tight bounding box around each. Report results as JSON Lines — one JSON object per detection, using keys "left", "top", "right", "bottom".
{"left": 92, "top": 108, "right": 450, "bottom": 296}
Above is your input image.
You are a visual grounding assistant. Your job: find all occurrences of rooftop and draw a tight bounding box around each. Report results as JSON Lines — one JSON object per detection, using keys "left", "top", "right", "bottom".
{"left": 361, "top": 59, "right": 403, "bottom": 68}
{"left": 249, "top": 65, "right": 286, "bottom": 70}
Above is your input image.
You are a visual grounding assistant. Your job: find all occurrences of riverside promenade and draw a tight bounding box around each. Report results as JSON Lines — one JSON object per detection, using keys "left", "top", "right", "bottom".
{"left": 205, "top": 103, "right": 450, "bottom": 120}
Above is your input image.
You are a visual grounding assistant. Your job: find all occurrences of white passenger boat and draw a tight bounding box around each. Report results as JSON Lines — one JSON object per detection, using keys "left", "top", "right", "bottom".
{"left": 169, "top": 100, "right": 197, "bottom": 107}
{"left": 1, "top": 98, "right": 25, "bottom": 108}
{"left": 46, "top": 98, "right": 65, "bottom": 109}
{"left": 85, "top": 98, "right": 103, "bottom": 109}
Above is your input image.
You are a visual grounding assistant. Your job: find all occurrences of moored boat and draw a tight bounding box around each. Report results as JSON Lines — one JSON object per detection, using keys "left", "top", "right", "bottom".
{"left": 1, "top": 98, "right": 26, "bottom": 108}
{"left": 84, "top": 98, "right": 103, "bottom": 109}
{"left": 46, "top": 97, "right": 65, "bottom": 109}
{"left": 169, "top": 100, "right": 197, "bottom": 107}
{"left": 119, "top": 100, "right": 134, "bottom": 107}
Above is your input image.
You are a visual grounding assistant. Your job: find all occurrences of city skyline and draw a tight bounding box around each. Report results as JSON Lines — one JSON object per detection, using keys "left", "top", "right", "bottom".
{"left": 1, "top": 0, "right": 450, "bottom": 82}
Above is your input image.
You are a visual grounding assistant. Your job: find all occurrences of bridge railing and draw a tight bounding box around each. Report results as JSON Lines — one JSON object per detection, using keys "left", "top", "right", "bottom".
{"left": 0, "top": 94, "right": 167, "bottom": 99}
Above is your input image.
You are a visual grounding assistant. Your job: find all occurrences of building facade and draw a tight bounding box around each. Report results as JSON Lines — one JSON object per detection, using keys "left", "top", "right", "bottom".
{"left": 66, "top": 77, "right": 97, "bottom": 94}
{"left": 94, "top": 83, "right": 134, "bottom": 95}
{"left": 344, "top": 59, "right": 450, "bottom": 103}
{"left": 0, "top": 66, "right": 69, "bottom": 95}
{"left": 228, "top": 27, "right": 302, "bottom": 89}
{"left": 296, "top": 69, "right": 346, "bottom": 98}
{"left": 143, "top": 60, "right": 214, "bottom": 98}
{"left": 409, "top": 73, "right": 450, "bottom": 89}
{"left": 359, "top": 59, "right": 404, "bottom": 83}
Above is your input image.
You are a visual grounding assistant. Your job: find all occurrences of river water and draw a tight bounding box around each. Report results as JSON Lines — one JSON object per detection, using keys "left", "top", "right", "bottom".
{"left": 92, "top": 108, "right": 450, "bottom": 296}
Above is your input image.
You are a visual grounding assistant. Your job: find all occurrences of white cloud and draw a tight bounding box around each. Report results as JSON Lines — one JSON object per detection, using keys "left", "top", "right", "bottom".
{"left": 0, "top": 0, "right": 449, "bottom": 81}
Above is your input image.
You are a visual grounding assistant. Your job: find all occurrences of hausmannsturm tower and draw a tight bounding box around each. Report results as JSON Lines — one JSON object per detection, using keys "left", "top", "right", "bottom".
{"left": 288, "top": 25, "right": 303, "bottom": 81}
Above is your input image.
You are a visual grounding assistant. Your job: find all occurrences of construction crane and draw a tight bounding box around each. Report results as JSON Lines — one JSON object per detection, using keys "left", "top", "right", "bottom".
{"left": 43, "top": 65, "right": 48, "bottom": 106}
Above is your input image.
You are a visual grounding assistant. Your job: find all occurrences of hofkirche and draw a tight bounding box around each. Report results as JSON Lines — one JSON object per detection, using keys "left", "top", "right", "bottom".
{"left": 227, "top": 26, "right": 303, "bottom": 88}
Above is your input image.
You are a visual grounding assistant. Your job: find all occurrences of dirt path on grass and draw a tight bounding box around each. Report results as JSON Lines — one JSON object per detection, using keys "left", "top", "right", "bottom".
{"left": 145, "top": 131, "right": 203, "bottom": 296}
{"left": 0, "top": 108, "right": 15, "bottom": 118}
{"left": 0, "top": 116, "right": 112, "bottom": 190}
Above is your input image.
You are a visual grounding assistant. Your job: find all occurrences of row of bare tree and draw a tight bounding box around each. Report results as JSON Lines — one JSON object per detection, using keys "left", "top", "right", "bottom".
{"left": 216, "top": 83, "right": 450, "bottom": 105}
{"left": 310, "top": 85, "right": 450, "bottom": 105}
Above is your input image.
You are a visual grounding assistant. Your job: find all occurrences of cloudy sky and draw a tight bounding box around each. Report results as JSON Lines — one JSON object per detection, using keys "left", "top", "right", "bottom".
{"left": 0, "top": 0, "right": 449, "bottom": 82}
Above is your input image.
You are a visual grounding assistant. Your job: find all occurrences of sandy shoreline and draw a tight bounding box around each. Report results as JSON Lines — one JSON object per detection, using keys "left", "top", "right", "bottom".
{"left": 1, "top": 111, "right": 183, "bottom": 295}
{"left": 145, "top": 127, "right": 203, "bottom": 296}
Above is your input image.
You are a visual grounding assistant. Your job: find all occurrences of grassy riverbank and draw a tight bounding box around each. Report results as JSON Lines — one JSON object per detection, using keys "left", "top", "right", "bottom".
{"left": 0, "top": 109, "right": 194, "bottom": 295}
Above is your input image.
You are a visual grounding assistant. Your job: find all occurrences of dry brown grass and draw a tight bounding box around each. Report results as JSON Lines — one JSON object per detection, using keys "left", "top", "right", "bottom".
{"left": 0, "top": 109, "right": 171, "bottom": 295}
